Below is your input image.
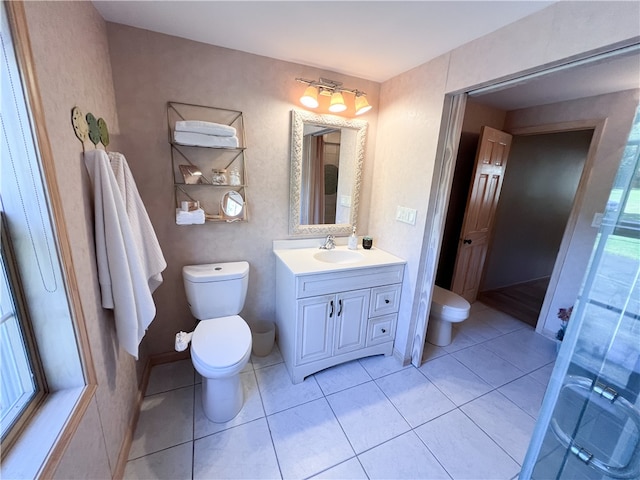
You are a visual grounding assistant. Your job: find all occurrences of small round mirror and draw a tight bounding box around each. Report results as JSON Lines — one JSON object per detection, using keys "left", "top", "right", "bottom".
{"left": 221, "top": 191, "right": 244, "bottom": 218}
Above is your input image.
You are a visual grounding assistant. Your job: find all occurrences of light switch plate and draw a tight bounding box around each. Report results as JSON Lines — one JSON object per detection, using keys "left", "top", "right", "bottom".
{"left": 396, "top": 206, "right": 417, "bottom": 225}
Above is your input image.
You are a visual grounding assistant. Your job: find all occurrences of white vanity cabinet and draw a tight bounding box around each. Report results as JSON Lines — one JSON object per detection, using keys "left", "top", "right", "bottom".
{"left": 275, "top": 251, "right": 404, "bottom": 384}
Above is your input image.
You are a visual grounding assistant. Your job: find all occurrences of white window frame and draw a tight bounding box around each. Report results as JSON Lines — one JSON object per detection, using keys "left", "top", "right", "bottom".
{"left": 0, "top": 2, "right": 96, "bottom": 477}
{"left": 0, "top": 212, "right": 46, "bottom": 448}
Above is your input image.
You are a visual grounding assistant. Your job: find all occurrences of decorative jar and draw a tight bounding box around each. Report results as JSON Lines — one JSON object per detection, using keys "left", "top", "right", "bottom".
{"left": 229, "top": 167, "right": 241, "bottom": 186}
{"left": 211, "top": 169, "right": 227, "bottom": 185}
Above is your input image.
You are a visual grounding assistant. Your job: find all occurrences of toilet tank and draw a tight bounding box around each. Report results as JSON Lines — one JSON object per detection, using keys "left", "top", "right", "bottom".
{"left": 183, "top": 261, "right": 249, "bottom": 320}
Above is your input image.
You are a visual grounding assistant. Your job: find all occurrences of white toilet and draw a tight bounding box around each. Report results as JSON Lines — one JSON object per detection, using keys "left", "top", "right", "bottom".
{"left": 183, "top": 261, "right": 252, "bottom": 423}
{"left": 426, "top": 285, "right": 471, "bottom": 346}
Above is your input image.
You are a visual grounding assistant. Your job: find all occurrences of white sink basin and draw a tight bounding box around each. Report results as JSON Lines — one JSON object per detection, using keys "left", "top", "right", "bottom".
{"left": 313, "top": 249, "right": 365, "bottom": 264}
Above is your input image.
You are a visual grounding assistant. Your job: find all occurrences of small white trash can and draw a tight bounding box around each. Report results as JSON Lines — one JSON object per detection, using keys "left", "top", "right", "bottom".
{"left": 251, "top": 320, "right": 275, "bottom": 357}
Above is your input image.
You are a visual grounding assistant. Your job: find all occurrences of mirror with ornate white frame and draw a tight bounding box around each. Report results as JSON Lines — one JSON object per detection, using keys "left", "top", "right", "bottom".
{"left": 289, "top": 110, "right": 367, "bottom": 236}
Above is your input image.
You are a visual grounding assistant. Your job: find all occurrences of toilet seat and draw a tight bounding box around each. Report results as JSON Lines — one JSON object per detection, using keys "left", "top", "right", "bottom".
{"left": 191, "top": 315, "right": 252, "bottom": 373}
{"left": 431, "top": 286, "right": 470, "bottom": 322}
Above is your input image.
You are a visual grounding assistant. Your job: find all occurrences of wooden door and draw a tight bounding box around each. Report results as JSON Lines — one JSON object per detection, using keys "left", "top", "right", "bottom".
{"left": 451, "top": 126, "right": 512, "bottom": 302}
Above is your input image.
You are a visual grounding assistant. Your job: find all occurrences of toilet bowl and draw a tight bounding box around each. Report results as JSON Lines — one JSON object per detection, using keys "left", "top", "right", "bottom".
{"left": 191, "top": 315, "right": 252, "bottom": 422}
{"left": 426, "top": 285, "right": 471, "bottom": 346}
{"left": 182, "top": 262, "right": 252, "bottom": 423}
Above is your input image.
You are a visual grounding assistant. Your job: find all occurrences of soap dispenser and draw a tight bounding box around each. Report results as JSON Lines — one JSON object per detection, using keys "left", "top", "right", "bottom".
{"left": 348, "top": 226, "right": 358, "bottom": 250}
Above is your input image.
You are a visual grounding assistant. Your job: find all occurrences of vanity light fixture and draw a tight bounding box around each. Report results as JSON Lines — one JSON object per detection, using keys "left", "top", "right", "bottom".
{"left": 329, "top": 91, "right": 347, "bottom": 113}
{"left": 300, "top": 85, "right": 319, "bottom": 108}
{"left": 354, "top": 93, "right": 372, "bottom": 115}
{"left": 296, "top": 77, "right": 372, "bottom": 116}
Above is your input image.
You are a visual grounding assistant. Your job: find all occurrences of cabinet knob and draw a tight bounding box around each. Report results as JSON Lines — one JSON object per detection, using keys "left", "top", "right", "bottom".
{"left": 381, "top": 328, "right": 387, "bottom": 333}
{"left": 384, "top": 299, "right": 390, "bottom": 304}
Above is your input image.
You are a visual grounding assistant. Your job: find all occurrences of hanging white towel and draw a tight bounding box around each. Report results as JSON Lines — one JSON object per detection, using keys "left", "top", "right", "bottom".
{"left": 108, "top": 152, "right": 167, "bottom": 292}
{"left": 84, "top": 149, "right": 166, "bottom": 359}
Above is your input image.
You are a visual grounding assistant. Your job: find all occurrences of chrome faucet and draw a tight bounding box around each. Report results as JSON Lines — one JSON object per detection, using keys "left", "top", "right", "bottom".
{"left": 319, "top": 235, "right": 335, "bottom": 250}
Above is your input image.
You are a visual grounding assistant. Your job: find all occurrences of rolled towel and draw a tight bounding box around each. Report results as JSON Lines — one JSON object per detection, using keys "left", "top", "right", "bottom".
{"left": 174, "top": 131, "right": 240, "bottom": 148}
{"left": 175, "top": 120, "right": 236, "bottom": 137}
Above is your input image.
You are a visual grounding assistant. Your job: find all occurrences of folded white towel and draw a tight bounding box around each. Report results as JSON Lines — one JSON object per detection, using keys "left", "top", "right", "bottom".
{"left": 175, "top": 120, "right": 236, "bottom": 137}
{"left": 176, "top": 207, "right": 206, "bottom": 225}
{"left": 174, "top": 131, "right": 239, "bottom": 148}
{"left": 176, "top": 208, "right": 205, "bottom": 218}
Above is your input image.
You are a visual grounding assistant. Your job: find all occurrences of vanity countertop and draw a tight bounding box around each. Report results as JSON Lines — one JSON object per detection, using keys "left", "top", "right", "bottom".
{"left": 274, "top": 244, "right": 405, "bottom": 275}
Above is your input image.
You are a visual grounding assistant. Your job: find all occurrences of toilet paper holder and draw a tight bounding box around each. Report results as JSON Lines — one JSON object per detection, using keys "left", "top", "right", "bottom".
{"left": 175, "top": 331, "right": 194, "bottom": 352}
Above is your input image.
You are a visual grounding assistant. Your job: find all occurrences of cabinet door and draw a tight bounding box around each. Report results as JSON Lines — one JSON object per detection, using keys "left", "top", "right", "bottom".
{"left": 334, "top": 289, "right": 370, "bottom": 355}
{"left": 296, "top": 295, "right": 334, "bottom": 365}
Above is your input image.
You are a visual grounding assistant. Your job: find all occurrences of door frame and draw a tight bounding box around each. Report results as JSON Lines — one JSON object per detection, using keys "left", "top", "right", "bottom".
{"left": 408, "top": 93, "right": 466, "bottom": 367}
{"left": 409, "top": 46, "right": 635, "bottom": 368}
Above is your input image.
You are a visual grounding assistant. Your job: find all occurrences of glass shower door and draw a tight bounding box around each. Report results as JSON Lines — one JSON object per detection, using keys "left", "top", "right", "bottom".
{"left": 521, "top": 106, "right": 640, "bottom": 479}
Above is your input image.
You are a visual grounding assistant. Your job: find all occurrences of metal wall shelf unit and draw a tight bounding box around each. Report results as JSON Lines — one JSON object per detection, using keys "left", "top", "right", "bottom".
{"left": 167, "top": 101, "right": 248, "bottom": 223}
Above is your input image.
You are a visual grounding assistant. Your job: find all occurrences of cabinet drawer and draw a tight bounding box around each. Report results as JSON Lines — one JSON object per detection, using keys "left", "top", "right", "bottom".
{"left": 369, "top": 284, "right": 401, "bottom": 317}
{"left": 366, "top": 314, "right": 396, "bottom": 346}
{"left": 295, "top": 264, "right": 404, "bottom": 298}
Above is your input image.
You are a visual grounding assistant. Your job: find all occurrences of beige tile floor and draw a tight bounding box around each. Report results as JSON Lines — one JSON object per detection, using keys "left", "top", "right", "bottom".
{"left": 124, "top": 302, "right": 557, "bottom": 479}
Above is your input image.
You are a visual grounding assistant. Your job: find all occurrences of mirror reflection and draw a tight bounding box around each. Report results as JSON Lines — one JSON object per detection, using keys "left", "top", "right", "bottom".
{"left": 300, "top": 126, "right": 347, "bottom": 224}
{"left": 290, "top": 110, "right": 367, "bottom": 236}
{"left": 221, "top": 190, "right": 244, "bottom": 217}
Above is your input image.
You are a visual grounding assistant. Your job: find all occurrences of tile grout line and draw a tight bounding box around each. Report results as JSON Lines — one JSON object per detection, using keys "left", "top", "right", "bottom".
{"left": 253, "top": 366, "right": 285, "bottom": 479}
{"left": 316, "top": 392, "right": 367, "bottom": 479}
{"left": 134, "top": 308, "right": 553, "bottom": 479}
{"left": 191, "top": 370, "right": 196, "bottom": 480}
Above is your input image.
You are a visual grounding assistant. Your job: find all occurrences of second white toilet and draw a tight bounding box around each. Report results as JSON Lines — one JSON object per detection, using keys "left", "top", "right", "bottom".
{"left": 183, "top": 261, "right": 252, "bottom": 423}
{"left": 426, "top": 285, "right": 471, "bottom": 346}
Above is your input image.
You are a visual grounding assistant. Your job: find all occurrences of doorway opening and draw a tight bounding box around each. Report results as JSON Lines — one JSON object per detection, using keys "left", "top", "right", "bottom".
{"left": 477, "top": 128, "right": 593, "bottom": 327}
{"left": 436, "top": 109, "right": 595, "bottom": 329}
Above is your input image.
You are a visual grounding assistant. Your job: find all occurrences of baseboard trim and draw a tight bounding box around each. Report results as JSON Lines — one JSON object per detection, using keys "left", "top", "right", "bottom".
{"left": 112, "top": 351, "right": 189, "bottom": 479}
{"left": 393, "top": 347, "right": 411, "bottom": 366}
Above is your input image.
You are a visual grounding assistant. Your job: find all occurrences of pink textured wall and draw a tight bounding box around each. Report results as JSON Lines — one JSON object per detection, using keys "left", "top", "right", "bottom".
{"left": 22, "top": 1, "right": 139, "bottom": 477}
{"left": 105, "top": 23, "right": 380, "bottom": 356}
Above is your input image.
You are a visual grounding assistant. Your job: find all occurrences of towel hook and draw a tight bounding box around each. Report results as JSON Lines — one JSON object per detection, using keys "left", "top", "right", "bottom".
{"left": 86, "top": 112, "right": 101, "bottom": 148}
{"left": 71, "top": 106, "right": 88, "bottom": 152}
{"left": 97, "top": 117, "right": 110, "bottom": 150}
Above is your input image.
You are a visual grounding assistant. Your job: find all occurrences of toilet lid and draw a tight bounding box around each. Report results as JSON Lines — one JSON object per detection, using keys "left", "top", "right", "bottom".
{"left": 191, "top": 315, "right": 251, "bottom": 368}
{"left": 431, "top": 285, "right": 471, "bottom": 316}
